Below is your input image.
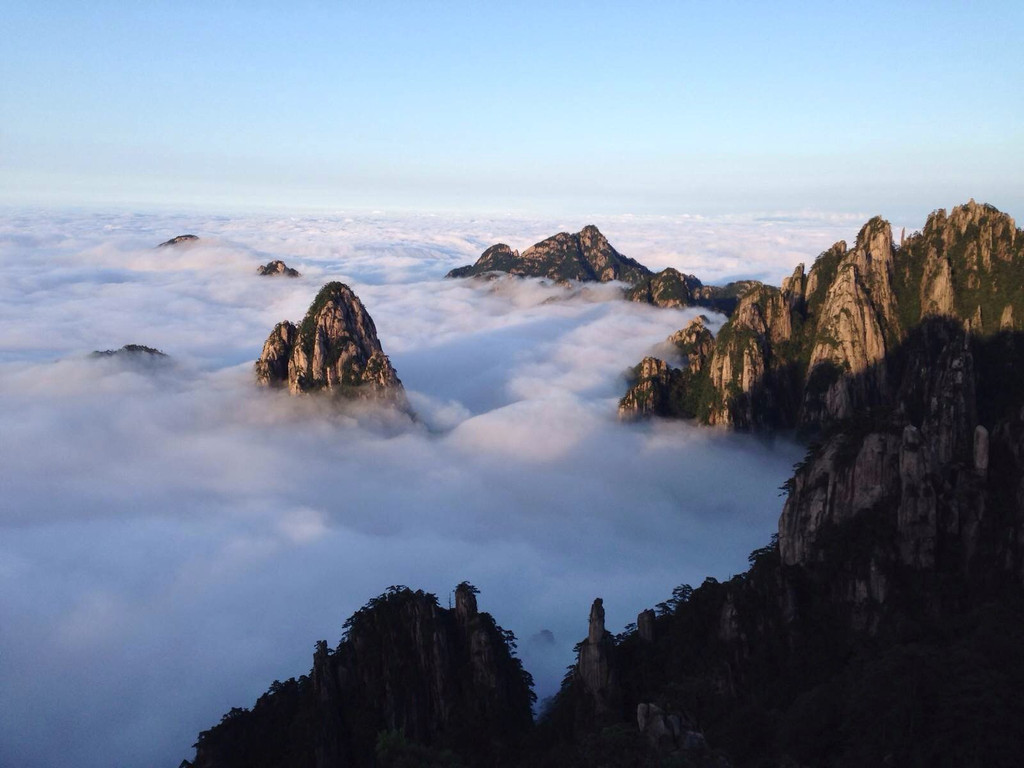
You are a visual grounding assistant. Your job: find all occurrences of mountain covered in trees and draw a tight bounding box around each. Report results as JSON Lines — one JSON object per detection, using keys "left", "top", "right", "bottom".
{"left": 186, "top": 584, "right": 534, "bottom": 768}
{"left": 189, "top": 201, "right": 1024, "bottom": 767}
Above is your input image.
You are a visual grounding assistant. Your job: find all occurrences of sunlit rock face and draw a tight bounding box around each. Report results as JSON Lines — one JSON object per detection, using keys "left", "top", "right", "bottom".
{"left": 622, "top": 201, "right": 1024, "bottom": 433}
{"left": 446, "top": 225, "right": 652, "bottom": 285}
{"left": 254, "top": 281, "right": 406, "bottom": 405}
{"left": 627, "top": 268, "right": 760, "bottom": 315}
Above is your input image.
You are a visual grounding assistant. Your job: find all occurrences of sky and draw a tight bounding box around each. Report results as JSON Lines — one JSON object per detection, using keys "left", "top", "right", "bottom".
{"left": 3, "top": 1, "right": 1022, "bottom": 217}
{"left": 0, "top": 209, "right": 862, "bottom": 767}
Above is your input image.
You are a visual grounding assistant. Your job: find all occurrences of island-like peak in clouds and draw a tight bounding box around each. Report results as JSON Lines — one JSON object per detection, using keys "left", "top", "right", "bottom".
{"left": 255, "top": 281, "right": 405, "bottom": 404}
{"left": 446, "top": 224, "right": 653, "bottom": 284}
{"left": 257, "top": 259, "right": 301, "bottom": 277}
{"left": 89, "top": 343, "right": 168, "bottom": 359}
{"left": 156, "top": 234, "right": 199, "bottom": 248}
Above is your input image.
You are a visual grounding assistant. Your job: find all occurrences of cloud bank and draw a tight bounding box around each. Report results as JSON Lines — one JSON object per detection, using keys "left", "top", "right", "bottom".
{"left": 0, "top": 210, "right": 853, "bottom": 767}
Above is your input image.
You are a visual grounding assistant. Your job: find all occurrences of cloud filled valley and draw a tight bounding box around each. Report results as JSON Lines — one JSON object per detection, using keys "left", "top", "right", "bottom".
{"left": 0, "top": 209, "right": 866, "bottom": 767}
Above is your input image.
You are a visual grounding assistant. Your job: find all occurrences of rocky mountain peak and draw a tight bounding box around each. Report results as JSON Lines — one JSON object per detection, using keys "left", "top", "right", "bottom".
{"left": 446, "top": 226, "right": 651, "bottom": 284}
{"left": 455, "top": 582, "right": 479, "bottom": 621}
{"left": 576, "top": 597, "right": 618, "bottom": 719}
{"left": 89, "top": 343, "right": 168, "bottom": 359}
{"left": 588, "top": 597, "right": 606, "bottom": 644}
{"left": 257, "top": 260, "right": 300, "bottom": 277}
{"left": 157, "top": 234, "right": 199, "bottom": 248}
{"left": 254, "top": 281, "right": 405, "bottom": 404}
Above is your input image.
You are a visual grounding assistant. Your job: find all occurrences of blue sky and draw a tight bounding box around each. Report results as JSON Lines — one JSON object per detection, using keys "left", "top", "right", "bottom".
{"left": 3, "top": 1, "right": 1022, "bottom": 217}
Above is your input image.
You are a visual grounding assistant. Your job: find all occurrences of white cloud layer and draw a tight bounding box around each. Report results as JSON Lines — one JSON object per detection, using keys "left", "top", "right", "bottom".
{"left": 0, "top": 209, "right": 858, "bottom": 767}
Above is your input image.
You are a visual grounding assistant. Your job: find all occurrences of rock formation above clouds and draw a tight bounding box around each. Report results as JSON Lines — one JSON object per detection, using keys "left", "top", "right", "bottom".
{"left": 254, "top": 281, "right": 405, "bottom": 406}
{"left": 156, "top": 234, "right": 199, "bottom": 248}
{"left": 257, "top": 259, "right": 300, "bottom": 277}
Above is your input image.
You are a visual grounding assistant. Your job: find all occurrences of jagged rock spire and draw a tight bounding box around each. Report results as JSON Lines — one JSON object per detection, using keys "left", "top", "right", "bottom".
{"left": 254, "top": 281, "right": 406, "bottom": 405}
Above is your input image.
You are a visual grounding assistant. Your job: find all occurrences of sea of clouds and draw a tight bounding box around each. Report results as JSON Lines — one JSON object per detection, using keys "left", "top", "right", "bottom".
{"left": 0, "top": 208, "right": 867, "bottom": 767}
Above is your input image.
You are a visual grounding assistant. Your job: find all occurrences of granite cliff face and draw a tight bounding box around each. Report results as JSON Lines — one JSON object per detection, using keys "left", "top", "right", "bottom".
{"left": 446, "top": 225, "right": 652, "bottom": 284}
{"left": 548, "top": 322, "right": 1024, "bottom": 761}
{"left": 618, "top": 315, "right": 716, "bottom": 421}
{"left": 254, "top": 282, "right": 405, "bottom": 403}
{"left": 619, "top": 316, "right": 716, "bottom": 420}
{"left": 187, "top": 584, "right": 534, "bottom": 768}
{"left": 618, "top": 357, "right": 685, "bottom": 420}
{"left": 567, "top": 203, "right": 1024, "bottom": 766}
{"left": 621, "top": 201, "right": 1023, "bottom": 432}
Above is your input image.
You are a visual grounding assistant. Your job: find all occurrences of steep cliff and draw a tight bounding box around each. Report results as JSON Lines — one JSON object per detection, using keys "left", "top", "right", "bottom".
{"left": 622, "top": 201, "right": 1024, "bottom": 432}
{"left": 618, "top": 316, "right": 715, "bottom": 420}
{"left": 187, "top": 584, "right": 534, "bottom": 768}
{"left": 446, "top": 225, "right": 652, "bottom": 284}
{"left": 254, "top": 282, "right": 405, "bottom": 404}
{"left": 545, "top": 314, "right": 1024, "bottom": 767}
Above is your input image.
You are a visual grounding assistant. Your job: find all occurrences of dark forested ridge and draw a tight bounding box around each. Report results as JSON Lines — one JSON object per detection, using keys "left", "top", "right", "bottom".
{"left": 186, "top": 584, "right": 534, "bottom": 768}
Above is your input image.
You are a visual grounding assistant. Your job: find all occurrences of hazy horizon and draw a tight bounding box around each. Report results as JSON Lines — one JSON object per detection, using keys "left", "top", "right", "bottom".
{"left": 4, "top": 2, "right": 1021, "bottom": 216}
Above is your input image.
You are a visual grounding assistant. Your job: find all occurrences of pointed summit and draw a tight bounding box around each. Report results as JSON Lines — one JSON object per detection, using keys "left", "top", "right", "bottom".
{"left": 255, "top": 282, "right": 405, "bottom": 405}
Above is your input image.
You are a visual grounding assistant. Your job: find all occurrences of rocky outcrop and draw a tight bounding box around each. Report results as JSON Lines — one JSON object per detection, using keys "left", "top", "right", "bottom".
{"left": 619, "top": 316, "right": 717, "bottom": 420}
{"left": 446, "top": 225, "right": 652, "bottom": 284}
{"left": 626, "top": 268, "right": 704, "bottom": 308}
{"left": 575, "top": 599, "right": 619, "bottom": 720}
{"left": 157, "top": 234, "right": 199, "bottom": 247}
{"left": 702, "top": 284, "right": 802, "bottom": 428}
{"left": 546, "top": 314, "right": 1024, "bottom": 763}
{"left": 621, "top": 201, "right": 1024, "bottom": 433}
{"left": 257, "top": 260, "right": 300, "bottom": 277}
{"left": 627, "top": 268, "right": 760, "bottom": 315}
{"left": 89, "top": 343, "right": 168, "bottom": 359}
{"left": 801, "top": 217, "right": 901, "bottom": 425}
{"left": 188, "top": 584, "right": 534, "bottom": 768}
{"left": 780, "top": 318, "right": 988, "bottom": 577}
{"left": 618, "top": 357, "right": 685, "bottom": 420}
{"left": 254, "top": 282, "right": 405, "bottom": 404}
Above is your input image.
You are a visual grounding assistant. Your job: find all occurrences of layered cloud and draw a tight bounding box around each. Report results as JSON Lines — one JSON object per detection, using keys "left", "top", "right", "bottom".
{"left": 0, "top": 209, "right": 858, "bottom": 767}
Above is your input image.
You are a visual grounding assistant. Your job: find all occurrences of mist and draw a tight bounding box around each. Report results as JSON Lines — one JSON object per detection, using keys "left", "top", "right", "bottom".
{"left": 0, "top": 209, "right": 857, "bottom": 767}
